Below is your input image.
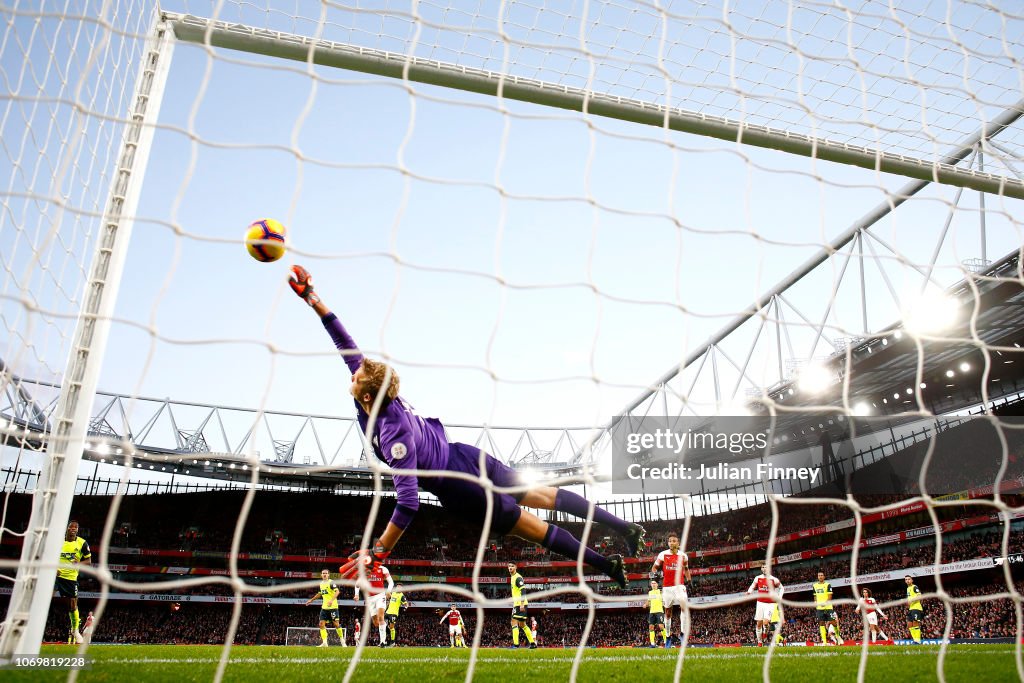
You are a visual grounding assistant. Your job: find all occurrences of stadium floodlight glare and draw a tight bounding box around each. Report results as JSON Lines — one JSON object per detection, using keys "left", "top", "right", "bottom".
{"left": 946, "top": 369, "right": 955, "bottom": 377}
{"left": 903, "top": 289, "right": 959, "bottom": 335}
{"left": 94, "top": 443, "right": 110, "bottom": 456}
{"left": 797, "top": 364, "right": 833, "bottom": 394}
{"left": 959, "top": 362, "right": 971, "bottom": 372}
{"left": 852, "top": 402, "right": 871, "bottom": 416}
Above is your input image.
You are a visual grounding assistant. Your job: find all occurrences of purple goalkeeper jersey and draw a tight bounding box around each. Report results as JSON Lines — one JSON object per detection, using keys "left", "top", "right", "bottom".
{"left": 322, "top": 313, "right": 450, "bottom": 529}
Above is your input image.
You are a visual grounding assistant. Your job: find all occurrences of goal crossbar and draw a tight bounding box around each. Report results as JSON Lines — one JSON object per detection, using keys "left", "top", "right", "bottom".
{"left": 165, "top": 12, "right": 1024, "bottom": 201}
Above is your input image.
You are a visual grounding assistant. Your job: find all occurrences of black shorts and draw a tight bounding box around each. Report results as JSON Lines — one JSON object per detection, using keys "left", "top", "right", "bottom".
{"left": 385, "top": 613, "right": 398, "bottom": 624}
{"left": 648, "top": 613, "right": 665, "bottom": 626}
{"left": 512, "top": 607, "right": 528, "bottom": 621}
{"left": 907, "top": 609, "right": 924, "bottom": 623}
{"left": 55, "top": 577, "right": 78, "bottom": 599}
{"left": 319, "top": 609, "right": 339, "bottom": 623}
{"left": 816, "top": 609, "right": 836, "bottom": 622}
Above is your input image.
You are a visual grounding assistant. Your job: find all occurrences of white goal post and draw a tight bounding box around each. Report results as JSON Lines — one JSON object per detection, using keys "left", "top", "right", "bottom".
{"left": 0, "top": 11, "right": 175, "bottom": 660}
{"left": 285, "top": 627, "right": 347, "bottom": 647}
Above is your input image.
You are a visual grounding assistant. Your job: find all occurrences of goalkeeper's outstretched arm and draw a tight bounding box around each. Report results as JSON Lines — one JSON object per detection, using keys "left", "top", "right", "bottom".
{"left": 289, "top": 265, "right": 364, "bottom": 374}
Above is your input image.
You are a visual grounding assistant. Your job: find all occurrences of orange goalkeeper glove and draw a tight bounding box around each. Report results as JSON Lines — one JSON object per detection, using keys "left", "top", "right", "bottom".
{"left": 289, "top": 265, "right": 321, "bottom": 306}
{"left": 339, "top": 540, "right": 390, "bottom": 580}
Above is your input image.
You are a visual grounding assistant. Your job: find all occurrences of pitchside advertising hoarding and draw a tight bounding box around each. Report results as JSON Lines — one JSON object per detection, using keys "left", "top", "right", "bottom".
{"left": 610, "top": 414, "right": 1024, "bottom": 496}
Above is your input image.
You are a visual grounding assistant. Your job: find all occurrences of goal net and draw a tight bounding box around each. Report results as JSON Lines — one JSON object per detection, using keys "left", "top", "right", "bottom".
{"left": 285, "top": 627, "right": 346, "bottom": 647}
{"left": 0, "top": 0, "right": 1023, "bottom": 680}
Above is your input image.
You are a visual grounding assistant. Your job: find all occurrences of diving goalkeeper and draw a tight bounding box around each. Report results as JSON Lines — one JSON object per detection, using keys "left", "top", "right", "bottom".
{"left": 289, "top": 265, "right": 642, "bottom": 586}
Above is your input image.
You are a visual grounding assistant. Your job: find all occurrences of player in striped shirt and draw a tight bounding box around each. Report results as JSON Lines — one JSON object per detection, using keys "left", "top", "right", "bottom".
{"left": 651, "top": 533, "right": 690, "bottom": 648}
{"left": 855, "top": 588, "right": 889, "bottom": 642}
{"left": 290, "top": 266, "right": 642, "bottom": 588}
{"left": 746, "top": 565, "right": 783, "bottom": 647}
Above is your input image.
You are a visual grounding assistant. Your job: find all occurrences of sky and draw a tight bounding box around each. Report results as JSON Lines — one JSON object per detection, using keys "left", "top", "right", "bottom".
{"left": 2, "top": 0, "right": 1023, "bottom": 485}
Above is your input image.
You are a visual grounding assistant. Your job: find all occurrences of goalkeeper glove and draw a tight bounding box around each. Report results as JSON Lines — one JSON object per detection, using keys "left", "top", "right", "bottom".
{"left": 339, "top": 540, "right": 390, "bottom": 580}
{"left": 289, "top": 265, "right": 321, "bottom": 307}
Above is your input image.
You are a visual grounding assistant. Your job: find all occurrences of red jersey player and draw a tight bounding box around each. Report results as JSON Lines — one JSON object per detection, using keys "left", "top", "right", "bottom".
{"left": 746, "top": 565, "right": 784, "bottom": 646}
{"left": 855, "top": 588, "right": 889, "bottom": 642}
{"left": 439, "top": 603, "right": 464, "bottom": 647}
{"left": 651, "top": 533, "right": 691, "bottom": 647}
{"left": 353, "top": 562, "right": 393, "bottom": 646}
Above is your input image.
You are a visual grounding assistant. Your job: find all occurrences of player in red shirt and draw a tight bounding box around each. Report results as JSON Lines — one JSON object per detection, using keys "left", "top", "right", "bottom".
{"left": 651, "top": 533, "right": 691, "bottom": 647}
{"left": 439, "top": 604, "right": 464, "bottom": 648}
{"left": 855, "top": 588, "right": 890, "bottom": 642}
{"left": 353, "top": 562, "right": 394, "bottom": 646}
{"left": 746, "top": 565, "right": 784, "bottom": 646}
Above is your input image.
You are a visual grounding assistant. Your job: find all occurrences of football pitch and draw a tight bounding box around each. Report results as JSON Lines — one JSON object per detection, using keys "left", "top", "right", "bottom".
{"left": 3, "top": 644, "right": 1021, "bottom": 682}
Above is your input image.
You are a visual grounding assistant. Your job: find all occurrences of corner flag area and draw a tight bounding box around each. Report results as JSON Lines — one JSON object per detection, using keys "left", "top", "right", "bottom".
{"left": 5, "top": 644, "right": 1019, "bottom": 682}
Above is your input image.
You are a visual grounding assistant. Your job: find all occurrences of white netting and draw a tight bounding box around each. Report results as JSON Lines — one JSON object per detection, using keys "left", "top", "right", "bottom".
{"left": 0, "top": 0, "right": 1022, "bottom": 681}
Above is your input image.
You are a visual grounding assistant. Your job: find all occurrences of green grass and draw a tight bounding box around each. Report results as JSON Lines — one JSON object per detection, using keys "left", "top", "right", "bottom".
{"left": 2, "top": 644, "right": 1021, "bottom": 682}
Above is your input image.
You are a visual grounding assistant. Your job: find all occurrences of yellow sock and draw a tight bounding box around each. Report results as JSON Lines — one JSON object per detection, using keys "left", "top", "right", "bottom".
{"left": 523, "top": 625, "right": 535, "bottom": 644}
{"left": 649, "top": 629, "right": 656, "bottom": 645}
{"left": 319, "top": 627, "right": 328, "bottom": 644}
{"left": 910, "top": 626, "right": 921, "bottom": 643}
{"left": 512, "top": 627, "right": 520, "bottom": 645}
{"left": 336, "top": 627, "right": 344, "bottom": 642}
{"left": 775, "top": 631, "right": 784, "bottom": 645}
{"left": 389, "top": 625, "right": 395, "bottom": 641}
{"left": 819, "top": 625, "right": 827, "bottom": 643}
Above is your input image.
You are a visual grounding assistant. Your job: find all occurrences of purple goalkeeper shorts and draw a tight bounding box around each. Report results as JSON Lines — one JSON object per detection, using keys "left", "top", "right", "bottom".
{"left": 422, "top": 442, "right": 524, "bottom": 535}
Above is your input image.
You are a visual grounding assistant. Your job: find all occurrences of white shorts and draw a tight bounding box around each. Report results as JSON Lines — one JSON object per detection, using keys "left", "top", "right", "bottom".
{"left": 866, "top": 612, "right": 878, "bottom": 626}
{"left": 366, "top": 593, "right": 387, "bottom": 614}
{"left": 754, "top": 601, "right": 776, "bottom": 621}
{"left": 662, "top": 584, "right": 688, "bottom": 608}
{"left": 449, "top": 624, "right": 462, "bottom": 636}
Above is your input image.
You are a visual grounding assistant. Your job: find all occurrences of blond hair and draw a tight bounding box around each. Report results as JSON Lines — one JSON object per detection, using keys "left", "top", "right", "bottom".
{"left": 359, "top": 358, "right": 400, "bottom": 404}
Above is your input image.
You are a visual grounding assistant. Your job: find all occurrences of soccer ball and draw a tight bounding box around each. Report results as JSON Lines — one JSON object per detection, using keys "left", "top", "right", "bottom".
{"left": 245, "top": 219, "right": 287, "bottom": 262}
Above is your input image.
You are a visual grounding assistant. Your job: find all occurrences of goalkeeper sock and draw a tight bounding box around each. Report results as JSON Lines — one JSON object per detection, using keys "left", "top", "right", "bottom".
{"left": 72, "top": 609, "right": 80, "bottom": 633}
{"left": 649, "top": 629, "right": 656, "bottom": 645}
{"left": 389, "top": 625, "right": 395, "bottom": 643}
{"left": 819, "top": 625, "right": 827, "bottom": 643}
{"left": 553, "top": 490, "right": 630, "bottom": 534}
{"left": 523, "top": 625, "right": 535, "bottom": 644}
{"left": 320, "top": 627, "right": 328, "bottom": 644}
{"left": 512, "top": 627, "right": 520, "bottom": 646}
{"left": 541, "top": 525, "right": 614, "bottom": 575}
{"left": 335, "top": 627, "right": 344, "bottom": 642}
{"left": 910, "top": 626, "right": 921, "bottom": 643}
